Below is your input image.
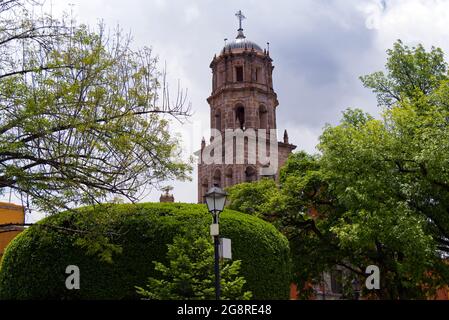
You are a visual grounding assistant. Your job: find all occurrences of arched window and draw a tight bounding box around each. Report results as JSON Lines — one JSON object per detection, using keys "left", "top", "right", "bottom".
{"left": 215, "top": 109, "right": 222, "bottom": 131}
{"left": 213, "top": 169, "right": 222, "bottom": 188}
{"left": 245, "top": 166, "right": 256, "bottom": 182}
{"left": 236, "top": 105, "right": 245, "bottom": 130}
{"left": 225, "top": 167, "right": 233, "bottom": 187}
{"left": 259, "top": 105, "right": 267, "bottom": 130}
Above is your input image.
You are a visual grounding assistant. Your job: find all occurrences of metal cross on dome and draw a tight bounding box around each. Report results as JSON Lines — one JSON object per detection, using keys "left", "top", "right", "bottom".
{"left": 235, "top": 10, "right": 246, "bottom": 31}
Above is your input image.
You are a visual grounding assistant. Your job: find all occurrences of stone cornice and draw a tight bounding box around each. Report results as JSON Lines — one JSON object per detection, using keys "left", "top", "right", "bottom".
{"left": 207, "top": 85, "right": 278, "bottom": 106}
{"left": 278, "top": 141, "right": 297, "bottom": 151}
{"left": 210, "top": 50, "right": 272, "bottom": 68}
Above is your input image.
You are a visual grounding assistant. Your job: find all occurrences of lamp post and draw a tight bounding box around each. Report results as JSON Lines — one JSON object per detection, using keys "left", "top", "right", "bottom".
{"left": 204, "top": 186, "right": 228, "bottom": 300}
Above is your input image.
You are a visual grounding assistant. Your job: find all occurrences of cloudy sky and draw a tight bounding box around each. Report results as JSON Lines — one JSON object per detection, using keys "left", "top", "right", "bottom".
{"left": 25, "top": 0, "right": 449, "bottom": 207}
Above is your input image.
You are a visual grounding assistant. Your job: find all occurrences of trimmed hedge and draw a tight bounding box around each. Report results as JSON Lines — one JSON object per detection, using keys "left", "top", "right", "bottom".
{"left": 0, "top": 203, "right": 291, "bottom": 299}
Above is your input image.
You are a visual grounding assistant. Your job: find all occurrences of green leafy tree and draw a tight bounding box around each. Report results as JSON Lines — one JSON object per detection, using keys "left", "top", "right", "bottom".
{"left": 226, "top": 178, "right": 282, "bottom": 222}
{"left": 136, "top": 229, "right": 252, "bottom": 300}
{"left": 228, "top": 40, "right": 449, "bottom": 299}
{"left": 360, "top": 40, "right": 448, "bottom": 108}
{"left": 0, "top": 1, "right": 191, "bottom": 214}
{"left": 228, "top": 153, "right": 345, "bottom": 299}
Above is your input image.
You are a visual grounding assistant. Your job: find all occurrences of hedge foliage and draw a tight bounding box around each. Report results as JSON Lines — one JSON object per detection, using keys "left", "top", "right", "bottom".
{"left": 0, "top": 203, "right": 291, "bottom": 299}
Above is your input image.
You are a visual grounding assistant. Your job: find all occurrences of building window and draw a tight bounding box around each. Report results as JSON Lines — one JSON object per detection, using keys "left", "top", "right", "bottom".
{"left": 225, "top": 167, "right": 233, "bottom": 187}
{"left": 235, "top": 66, "right": 243, "bottom": 82}
{"left": 245, "top": 166, "right": 256, "bottom": 182}
{"left": 254, "top": 67, "right": 262, "bottom": 83}
{"left": 331, "top": 270, "right": 343, "bottom": 294}
{"left": 215, "top": 110, "right": 222, "bottom": 131}
{"left": 213, "top": 169, "right": 222, "bottom": 188}
{"left": 219, "top": 70, "right": 225, "bottom": 85}
{"left": 236, "top": 106, "right": 245, "bottom": 129}
{"left": 259, "top": 105, "right": 267, "bottom": 130}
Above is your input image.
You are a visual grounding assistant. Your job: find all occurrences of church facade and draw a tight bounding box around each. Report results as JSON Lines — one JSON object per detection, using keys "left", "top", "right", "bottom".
{"left": 197, "top": 12, "right": 296, "bottom": 203}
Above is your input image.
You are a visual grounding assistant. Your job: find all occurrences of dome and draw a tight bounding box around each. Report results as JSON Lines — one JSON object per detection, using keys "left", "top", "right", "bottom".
{"left": 222, "top": 30, "right": 263, "bottom": 53}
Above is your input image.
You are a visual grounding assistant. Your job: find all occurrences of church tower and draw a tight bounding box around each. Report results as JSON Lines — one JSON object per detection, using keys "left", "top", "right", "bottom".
{"left": 198, "top": 11, "right": 296, "bottom": 203}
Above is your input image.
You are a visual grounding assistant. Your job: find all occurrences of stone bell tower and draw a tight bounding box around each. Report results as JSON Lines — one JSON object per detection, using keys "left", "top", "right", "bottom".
{"left": 197, "top": 11, "right": 296, "bottom": 203}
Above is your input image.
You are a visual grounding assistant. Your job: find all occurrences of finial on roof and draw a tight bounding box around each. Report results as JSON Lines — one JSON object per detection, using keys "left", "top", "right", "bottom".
{"left": 283, "top": 129, "right": 289, "bottom": 144}
{"left": 235, "top": 10, "right": 246, "bottom": 39}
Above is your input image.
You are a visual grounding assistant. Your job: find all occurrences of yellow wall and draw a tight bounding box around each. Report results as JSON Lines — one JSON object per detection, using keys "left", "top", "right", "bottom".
{"left": 0, "top": 202, "right": 25, "bottom": 259}
{"left": 0, "top": 202, "right": 24, "bottom": 225}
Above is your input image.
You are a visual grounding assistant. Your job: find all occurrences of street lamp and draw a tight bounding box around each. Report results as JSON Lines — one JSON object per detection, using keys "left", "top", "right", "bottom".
{"left": 204, "top": 185, "right": 228, "bottom": 300}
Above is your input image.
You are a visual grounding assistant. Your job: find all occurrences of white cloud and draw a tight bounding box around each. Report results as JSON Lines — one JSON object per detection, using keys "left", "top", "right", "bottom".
{"left": 285, "top": 125, "right": 321, "bottom": 155}
{"left": 184, "top": 4, "right": 200, "bottom": 24}
{"left": 360, "top": 0, "right": 449, "bottom": 52}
